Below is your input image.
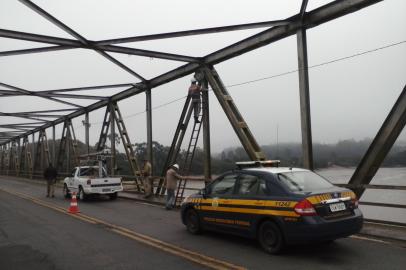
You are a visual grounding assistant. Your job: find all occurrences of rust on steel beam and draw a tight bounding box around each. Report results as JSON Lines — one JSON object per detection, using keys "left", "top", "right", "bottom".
{"left": 348, "top": 84, "right": 406, "bottom": 198}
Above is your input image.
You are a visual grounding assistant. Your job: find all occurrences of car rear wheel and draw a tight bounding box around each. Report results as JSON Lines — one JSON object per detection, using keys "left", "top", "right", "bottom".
{"left": 185, "top": 209, "right": 201, "bottom": 234}
{"left": 258, "top": 221, "right": 285, "bottom": 254}
{"left": 63, "top": 184, "right": 71, "bottom": 199}
{"left": 78, "top": 186, "right": 87, "bottom": 201}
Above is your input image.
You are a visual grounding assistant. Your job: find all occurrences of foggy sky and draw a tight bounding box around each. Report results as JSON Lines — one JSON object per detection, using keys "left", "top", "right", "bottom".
{"left": 0, "top": 0, "right": 405, "bottom": 153}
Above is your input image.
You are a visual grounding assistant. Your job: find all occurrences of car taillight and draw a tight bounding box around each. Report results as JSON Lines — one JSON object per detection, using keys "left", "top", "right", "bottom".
{"left": 87, "top": 179, "right": 91, "bottom": 185}
{"left": 294, "top": 199, "right": 317, "bottom": 216}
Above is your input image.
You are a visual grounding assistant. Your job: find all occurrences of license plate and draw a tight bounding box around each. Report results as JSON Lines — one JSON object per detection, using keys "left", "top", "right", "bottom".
{"left": 329, "top": 202, "right": 346, "bottom": 212}
{"left": 102, "top": 188, "right": 111, "bottom": 192}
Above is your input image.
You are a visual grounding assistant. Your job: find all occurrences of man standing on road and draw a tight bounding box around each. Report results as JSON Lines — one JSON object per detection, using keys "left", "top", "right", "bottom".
{"left": 43, "top": 163, "right": 57, "bottom": 198}
{"left": 164, "top": 164, "right": 185, "bottom": 210}
{"left": 142, "top": 158, "right": 153, "bottom": 198}
{"left": 188, "top": 77, "right": 202, "bottom": 123}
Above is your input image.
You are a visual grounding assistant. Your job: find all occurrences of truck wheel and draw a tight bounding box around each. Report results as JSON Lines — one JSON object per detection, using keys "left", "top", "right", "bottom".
{"left": 109, "top": 192, "right": 118, "bottom": 200}
{"left": 185, "top": 208, "right": 201, "bottom": 234}
{"left": 258, "top": 221, "right": 285, "bottom": 254}
{"left": 78, "top": 187, "right": 87, "bottom": 201}
{"left": 63, "top": 184, "right": 71, "bottom": 199}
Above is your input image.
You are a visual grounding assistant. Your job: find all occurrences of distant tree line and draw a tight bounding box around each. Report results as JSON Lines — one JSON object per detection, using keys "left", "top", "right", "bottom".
{"left": 32, "top": 138, "right": 406, "bottom": 176}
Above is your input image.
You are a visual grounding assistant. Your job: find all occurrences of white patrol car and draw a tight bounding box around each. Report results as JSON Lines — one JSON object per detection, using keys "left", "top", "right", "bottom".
{"left": 63, "top": 166, "right": 123, "bottom": 200}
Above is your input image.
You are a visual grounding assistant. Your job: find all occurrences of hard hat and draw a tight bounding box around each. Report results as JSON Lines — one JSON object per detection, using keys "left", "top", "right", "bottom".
{"left": 191, "top": 77, "right": 197, "bottom": 83}
{"left": 172, "top": 164, "right": 179, "bottom": 170}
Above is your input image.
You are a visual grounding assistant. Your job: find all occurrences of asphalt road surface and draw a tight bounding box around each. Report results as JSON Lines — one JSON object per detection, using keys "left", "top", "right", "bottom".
{"left": 0, "top": 176, "right": 405, "bottom": 270}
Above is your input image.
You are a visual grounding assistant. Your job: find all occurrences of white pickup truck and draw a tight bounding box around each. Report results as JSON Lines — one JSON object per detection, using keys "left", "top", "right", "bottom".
{"left": 63, "top": 166, "right": 123, "bottom": 200}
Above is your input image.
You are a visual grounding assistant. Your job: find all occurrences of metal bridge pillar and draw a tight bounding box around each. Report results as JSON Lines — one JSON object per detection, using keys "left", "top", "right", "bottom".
{"left": 52, "top": 125, "right": 56, "bottom": 166}
{"left": 146, "top": 89, "right": 153, "bottom": 171}
{"left": 202, "top": 78, "right": 212, "bottom": 183}
{"left": 33, "top": 129, "right": 51, "bottom": 178}
{"left": 349, "top": 84, "right": 406, "bottom": 198}
{"left": 110, "top": 103, "right": 116, "bottom": 176}
{"left": 296, "top": 28, "right": 314, "bottom": 170}
{"left": 56, "top": 120, "right": 79, "bottom": 174}
{"left": 84, "top": 112, "right": 90, "bottom": 155}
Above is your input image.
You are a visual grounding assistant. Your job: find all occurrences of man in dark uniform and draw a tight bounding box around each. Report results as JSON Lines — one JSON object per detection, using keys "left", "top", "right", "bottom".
{"left": 44, "top": 163, "right": 58, "bottom": 198}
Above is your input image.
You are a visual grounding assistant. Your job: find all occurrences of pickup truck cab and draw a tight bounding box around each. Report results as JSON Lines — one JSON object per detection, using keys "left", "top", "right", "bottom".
{"left": 63, "top": 166, "right": 123, "bottom": 200}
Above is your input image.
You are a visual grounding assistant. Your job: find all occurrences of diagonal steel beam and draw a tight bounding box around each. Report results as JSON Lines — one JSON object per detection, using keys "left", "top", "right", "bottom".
{"left": 37, "top": 83, "right": 134, "bottom": 94}
{"left": 13, "top": 109, "right": 77, "bottom": 114}
{"left": 0, "top": 82, "right": 83, "bottom": 108}
{"left": 0, "top": 112, "right": 50, "bottom": 122}
{"left": 19, "top": 0, "right": 146, "bottom": 81}
{"left": 0, "top": 29, "right": 78, "bottom": 46}
{"left": 6, "top": 113, "right": 63, "bottom": 118}
{"left": 0, "top": 45, "right": 74, "bottom": 57}
{"left": 0, "top": 91, "right": 108, "bottom": 100}
{"left": 149, "top": 0, "right": 382, "bottom": 88}
{"left": 300, "top": 0, "right": 309, "bottom": 19}
{"left": 0, "top": 29, "right": 199, "bottom": 63}
{"left": 37, "top": 93, "right": 109, "bottom": 100}
{"left": 349, "top": 84, "right": 406, "bottom": 198}
{"left": 95, "top": 20, "right": 290, "bottom": 45}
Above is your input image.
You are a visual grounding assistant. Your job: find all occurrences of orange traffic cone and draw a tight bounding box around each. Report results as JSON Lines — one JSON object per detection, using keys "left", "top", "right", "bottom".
{"left": 68, "top": 192, "right": 80, "bottom": 214}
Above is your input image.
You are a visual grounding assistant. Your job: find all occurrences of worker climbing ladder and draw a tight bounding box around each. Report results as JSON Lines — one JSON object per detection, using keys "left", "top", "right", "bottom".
{"left": 156, "top": 86, "right": 205, "bottom": 204}
{"left": 157, "top": 68, "right": 266, "bottom": 201}
{"left": 175, "top": 96, "right": 204, "bottom": 205}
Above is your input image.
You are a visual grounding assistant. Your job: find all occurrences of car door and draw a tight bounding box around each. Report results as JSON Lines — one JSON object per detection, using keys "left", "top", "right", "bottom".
{"left": 199, "top": 173, "right": 238, "bottom": 231}
{"left": 67, "top": 168, "right": 76, "bottom": 189}
{"left": 232, "top": 173, "right": 268, "bottom": 235}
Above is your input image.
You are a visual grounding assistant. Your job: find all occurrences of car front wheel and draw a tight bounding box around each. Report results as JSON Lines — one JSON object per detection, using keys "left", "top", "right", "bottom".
{"left": 185, "top": 208, "right": 201, "bottom": 234}
{"left": 258, "top": 221, "right": 285, "bottom": 254}
{"left": 78, "top": 187, "right": 87, "bottom": 201}
{"left": 109, "top": 192, "right": 118, "bottom": 200}
{"left": 63, "top": 184, "right": 71, "bottom": 199}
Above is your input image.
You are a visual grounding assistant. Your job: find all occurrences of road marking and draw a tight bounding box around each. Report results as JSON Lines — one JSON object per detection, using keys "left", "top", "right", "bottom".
{"left": 350, "top": 235, "right": 389, "bottom": 244}
{"left": 0, "top": 187, "right": 246, "bottom": 270}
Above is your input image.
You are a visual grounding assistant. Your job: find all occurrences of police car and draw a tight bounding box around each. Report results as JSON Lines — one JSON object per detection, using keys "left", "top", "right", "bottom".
{"left": 180, "top": 161, "right": 363, "bottom": 254}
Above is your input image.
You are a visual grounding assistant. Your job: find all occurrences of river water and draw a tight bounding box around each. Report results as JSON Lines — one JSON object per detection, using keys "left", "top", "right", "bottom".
{"left": 317, "top": 167, "right": 406, "bottom": 224}
{"left": 184, "top": 167, "right": 406, "bottom": 224}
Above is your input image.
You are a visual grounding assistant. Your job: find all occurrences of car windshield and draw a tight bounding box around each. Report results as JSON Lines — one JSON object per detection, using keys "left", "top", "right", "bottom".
{"left": 277, "top": 171, "right": 334, "bottom": 192}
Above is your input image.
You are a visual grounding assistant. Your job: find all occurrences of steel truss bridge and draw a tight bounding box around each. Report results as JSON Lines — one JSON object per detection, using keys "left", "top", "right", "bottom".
{"left": 0, "top": 0, "right": 405, "bottom": 213}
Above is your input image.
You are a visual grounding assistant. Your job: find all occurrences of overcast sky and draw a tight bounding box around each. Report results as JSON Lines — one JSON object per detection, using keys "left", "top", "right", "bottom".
{"left": 0, "top": 0, "right": 405, "bottom": 153}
